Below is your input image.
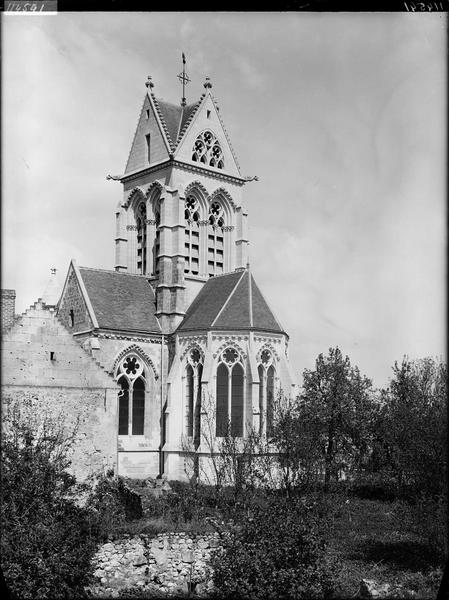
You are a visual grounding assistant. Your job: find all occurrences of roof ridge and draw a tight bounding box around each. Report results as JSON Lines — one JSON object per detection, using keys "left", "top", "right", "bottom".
{"left": 155, "top": 97, "right": 182, "bottom": 108}
{"left": 124, "top": 95, "right": 147, "bottom": 173}
{"left": 175, "top": 105, "right": 185, "bottom": 142}
{"left": 209, "top": 269, "right": 243, "bottom": 280}
{"left": 210, "top": 270, "right": 245, "bottom": 327}
{"left": 176, "top": 94, "right": 206, "bottom": 147}
{"left": 78, "top": 266, "right": 153, "bottom": 278}
{"left": 251, "top": 275, "right": 285, "bottom": 333}
{"left": 151, "top": 93, "right": 176, "bottom": 151}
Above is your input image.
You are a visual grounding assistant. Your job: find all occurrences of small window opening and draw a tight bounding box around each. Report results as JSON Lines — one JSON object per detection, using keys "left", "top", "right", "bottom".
{"left": 146, "top": 134, "right": 151, "bottom": 163}
{"left": 69, "top": 309, "right": 74, "bottom": 328}
{"left": 207, "top": 110, "right": 211, "bottom": 119}
{"left": 146, "top": 109, "right": 150, "bottom": 119}
{"left": 50, "top": 351, "right": 56, "bottom": 361}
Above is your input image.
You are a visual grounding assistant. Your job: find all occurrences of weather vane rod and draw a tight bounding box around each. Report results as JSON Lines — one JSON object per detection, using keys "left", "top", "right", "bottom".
{"left": 177, "top": 52, "right": 190, "bottom": 107}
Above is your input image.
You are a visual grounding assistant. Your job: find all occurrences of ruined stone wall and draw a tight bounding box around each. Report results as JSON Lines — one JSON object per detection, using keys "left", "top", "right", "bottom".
{"left": 88, "top": 532, "right": 224, "bottom": 597}
{"left": 2, "top": 387, "right": 117, "bottom": 481}
{"left": 2, "top": 300, "right": 119, "bottom": 480}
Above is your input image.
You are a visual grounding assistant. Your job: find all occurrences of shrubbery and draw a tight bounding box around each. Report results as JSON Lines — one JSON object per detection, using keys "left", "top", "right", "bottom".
{"left": 1, "top": 401, "right": 99, "bottom": 599}
{"left": 84, "top": 473, "right": 143, "bottom": 539}
{"left": 211, "top": 496, "right": 336, "bottom": 599}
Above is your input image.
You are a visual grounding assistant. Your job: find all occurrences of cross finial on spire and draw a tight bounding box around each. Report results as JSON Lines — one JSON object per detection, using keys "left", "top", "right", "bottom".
{"left": 177, "top": 52, "right": 190, "bottom": 107}
{"left": 204, "top": 76, "right": 212, "bottom": 89}
{"left": 145, "top": 76, "right": 154, "bottom": 89}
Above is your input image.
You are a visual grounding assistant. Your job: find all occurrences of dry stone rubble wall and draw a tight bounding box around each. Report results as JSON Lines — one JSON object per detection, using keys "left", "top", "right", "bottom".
{"left": 87, "top": 532, "right": 224, "bottom": 597}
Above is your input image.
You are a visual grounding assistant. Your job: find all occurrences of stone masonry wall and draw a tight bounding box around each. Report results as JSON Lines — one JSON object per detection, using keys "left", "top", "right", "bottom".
{"left": 88, "top": 532, "right": 224, "bottom": 597}
{"left": 1, "top": 289, "right": 16, "bottom": 331}
{"left": 2, "top": 387, "right": 117, "bottom": 481}
{"left": 2, "top": 300, "right": 119, "bottom": 480}
{"left": 58, "top": 269, "right": 94, "bottom": 334}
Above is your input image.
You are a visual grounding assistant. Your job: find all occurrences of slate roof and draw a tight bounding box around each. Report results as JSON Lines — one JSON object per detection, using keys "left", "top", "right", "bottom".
{"left": 152, "top": 96, "right": 203, "bottom": 151}
{"left": 78, "top": 267, "right": 161, "bottom": 334}
{"left": 177, "top": 269, "right": 285, "bottom": 335}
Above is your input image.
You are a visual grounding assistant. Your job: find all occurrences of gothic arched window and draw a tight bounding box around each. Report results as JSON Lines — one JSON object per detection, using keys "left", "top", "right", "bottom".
{"left": 207, "top": 201, "right": 224, "bottom": 277}
{"left": 136, "top": 202, "right": 147, "bottom": 275}
{"left": 153, "top": 209, "right": 160, "bottom": 276}
{"left": 116, "top": 354, "right": 148, "bottom": 436}
{"left": 184, "top": 195, "right": 200, "bottom": 276}
{"left": 215, "top": 347, "right": 244, "bottom": 437}
{"left": 266, "top": 365, "right": 275, "bottom": 437}
{"left": 191, "top": 130, "right": 224, "bottom": 170}
{"left": 258, "top": 349, "right": 276, "bottom": 437}
{"left": 184, "top": 348, "right": 203, "bottom": 448}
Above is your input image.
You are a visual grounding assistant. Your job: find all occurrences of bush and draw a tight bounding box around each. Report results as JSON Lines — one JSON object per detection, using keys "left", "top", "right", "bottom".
{"left": 211, "top": 496, "right": 336, "bottom": 599}
{"left": 85, "top": 473, "right": 143, "bottom": 538}
{"left": 348, "top": 473, "right": 398, "bottom": 502}
{"left": 0, "top": 401, "right": 100, "bottom": 599}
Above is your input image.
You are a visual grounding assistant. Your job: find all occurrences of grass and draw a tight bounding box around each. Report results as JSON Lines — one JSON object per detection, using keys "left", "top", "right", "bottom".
{"left": 324, "top": 495, "right": 444, "bottom": 598}
{"left": 105, "top": 484, "right": 445, "bottom": 598}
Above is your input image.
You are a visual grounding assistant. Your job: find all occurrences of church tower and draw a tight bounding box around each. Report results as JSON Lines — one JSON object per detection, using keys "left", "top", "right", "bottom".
{"left": 53, "top": 62, "right": 298, "bottom": 481}
{"left": 113, "top": 72, "right": 250, "bottom": 334}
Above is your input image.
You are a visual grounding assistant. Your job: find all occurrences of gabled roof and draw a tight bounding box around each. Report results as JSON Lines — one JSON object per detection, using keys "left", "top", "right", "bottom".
{"left": 121, "top": 87, "right": 242, "bottom": 179}
{"left": 78, "top": 267, "right": 161, "bottom": 334}
{"left": 177, "top": 269, "right": 285, "bottom": 335}
{"left": 151, "top": 94, "right": 203, "bottom": 152}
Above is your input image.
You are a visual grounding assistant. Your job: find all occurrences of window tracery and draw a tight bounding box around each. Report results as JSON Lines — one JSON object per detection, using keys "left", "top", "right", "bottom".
{"left": 153, "top": 209, "right": 160, "bottom": 275}
{"left": 136, "top": 202, "right": 147, "bottom": 274}
{"left": 184, "top": 195, "right": 200, "bottom": 275}
{"left": 207, "top": 201, "right": 224, "bottom": 277}
{"left": 116, "top": 354, "right": 147, "bottom": 436}
{"left": 184, "top": 348, "right": 204, "bottom": 446}
{"left": 257, "top": 349, "right": 276, "bottom": 437}
{"left": 191, "top": 130, "right": 224, "bottom": 170}
{"left": 216, "top": 346, "right": 244, "bottom": 437}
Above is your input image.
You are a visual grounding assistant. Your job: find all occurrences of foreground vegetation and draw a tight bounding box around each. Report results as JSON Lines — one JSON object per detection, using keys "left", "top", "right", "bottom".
{"left": 1, "top": 352, "right": 446, "bottom": 599}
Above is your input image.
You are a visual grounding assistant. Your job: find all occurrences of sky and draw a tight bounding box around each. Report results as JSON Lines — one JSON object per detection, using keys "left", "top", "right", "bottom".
{"left": 2, "top": 12, "right": 446, "bottom": 389}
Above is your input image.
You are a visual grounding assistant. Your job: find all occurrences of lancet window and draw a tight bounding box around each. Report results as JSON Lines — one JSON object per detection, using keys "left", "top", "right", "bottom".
{"left": 136, "top": 202, "right": 147, "bottom": 275}
{"left": 116, "top": 354, "right": 148, "bottom": 436}
{"left": 258, "top": 349, "right": 276, "bottom": 437}
{"left": 153, "top": 209, "right": 160, "bottom": 276}
{"left": 207, "top": 201, "right": 224, "bottom": 277}
{"left": 191, "top": 130, "right": 224, "bottom": 170}
{"left": 184, "top": 196, "right": 200, "bottom": 276}
{"left": 184, "top": 348, "right": 203, "bottom": 447}
{"left": 216, "top": 347, "right": 244, "bottom": 438}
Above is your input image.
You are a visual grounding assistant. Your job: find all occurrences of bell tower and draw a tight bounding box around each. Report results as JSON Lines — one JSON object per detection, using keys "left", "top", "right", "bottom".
{"left": 111, "top": 64, "right": 252, "bottom": 333}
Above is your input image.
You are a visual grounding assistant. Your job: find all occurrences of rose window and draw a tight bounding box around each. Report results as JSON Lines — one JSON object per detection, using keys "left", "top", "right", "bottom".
{"left": 222, "top": 348, "right": 239, "bottom": 365}
{"left": 189, "top": 348, "right": 201, "bottom": 365}
{"left": 121, "top": 355, "right": 143, "bottom": 379}
{"left": 191, "top": 130, "right": 224, "bottom": 169}
{"left": 261, "top": 350, "right": 272, "bottom": 365}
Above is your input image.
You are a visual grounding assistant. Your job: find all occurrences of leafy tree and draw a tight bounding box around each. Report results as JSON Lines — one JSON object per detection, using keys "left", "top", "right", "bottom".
{"left": 300, "top": 347, "right": 376, "bottom": 490}
{"left": 211, "top": 495, "right": 336, "bottom": 599}
{"left": 1, "top": 399, "right": 100, "bottom": 599}
{"left": 269, "top": 393, "right": 321, "bottom": 495}
{"left": 377, "top": 356, "right": 447, "bottom": 497}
